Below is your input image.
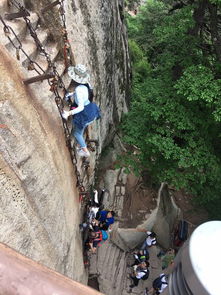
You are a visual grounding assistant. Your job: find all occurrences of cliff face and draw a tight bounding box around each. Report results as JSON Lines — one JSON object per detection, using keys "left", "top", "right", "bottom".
{"left": 0, "top": 46, "right": 85, "bottom": 281}
{"left": 65, "top": 0, "right": 130, "bottom": 143}
{"left": 35, "top": 0, "right": 130, "bottom": 146}
{"left": 0, "top": 0, "right": 130, "bottom": 282}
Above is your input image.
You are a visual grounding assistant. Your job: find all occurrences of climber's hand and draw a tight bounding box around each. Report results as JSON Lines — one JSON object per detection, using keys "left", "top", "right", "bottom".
{"left": 62, "top": 110, "right": 70, "bottom": 120}
{"left": 64, "top": 92, "right": 74, "bottom": 101}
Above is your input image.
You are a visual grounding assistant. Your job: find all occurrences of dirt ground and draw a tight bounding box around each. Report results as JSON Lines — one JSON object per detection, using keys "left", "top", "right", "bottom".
{"left": 120, "top": 174, "right": 208, "bottom": 233}
{"left": 120, "top": 174, "right": 158, "bottom": 228}
{"left": 171, "top": 189, "right": 208, "bottom": 234}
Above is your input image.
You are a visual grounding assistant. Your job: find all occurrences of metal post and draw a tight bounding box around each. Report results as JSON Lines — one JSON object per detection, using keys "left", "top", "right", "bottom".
{"left": 23, "top": 73, "right": 55, "bottom": 85}
{"left": 5, "top": 11, "right": 30, "bottom": 20}
{"left": 41, "top": 0, "right": 60, "bottom": 13}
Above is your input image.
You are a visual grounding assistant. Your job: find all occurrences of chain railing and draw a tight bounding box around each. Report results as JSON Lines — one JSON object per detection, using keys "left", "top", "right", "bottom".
{"left": 0, "top": 15, "right": 45, "bottom": 75}
{"left": 0, "top": 0, "right": 87, "bottom": 196}
{"left": 59, "top": 0, "right": 72, "bottom": 68}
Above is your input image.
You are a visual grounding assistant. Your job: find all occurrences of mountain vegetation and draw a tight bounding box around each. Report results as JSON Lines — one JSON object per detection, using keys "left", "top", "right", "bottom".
{"left": 122, "top": 0, "right": 221, "bottom": 218}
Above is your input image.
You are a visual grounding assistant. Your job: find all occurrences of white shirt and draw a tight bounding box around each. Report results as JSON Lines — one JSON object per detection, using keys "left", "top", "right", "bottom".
{"left": 158, "top": 274, "right": 168, "bottom": 293}
{"left": 69, "top": 85, "right": 90, "bottom": 116}
{"left": 136, "top": 269, "right": 147, "bottom": 279}
{"left": 88, "top": 207, "right": 99, "bottom": 223}
{"left": 146, "top": 231, "right": 156, "bottom": 246}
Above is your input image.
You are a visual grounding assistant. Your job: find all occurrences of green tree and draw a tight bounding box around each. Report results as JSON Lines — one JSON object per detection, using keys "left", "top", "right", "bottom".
{"left": 122, "top": 0, "right": 221, "bottom": 218}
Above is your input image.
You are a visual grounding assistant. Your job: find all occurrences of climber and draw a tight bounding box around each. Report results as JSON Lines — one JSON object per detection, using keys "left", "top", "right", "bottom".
{"left": 129, "top": 261, "right": 149, "bottom": 289}
{"left": 96, "top": 210, "right": 115, "bottom": 229}
{"left": 62, "top": 64, "right": 101, "bottom": 157}
{"left": 87, "top": 190, "right": 100, "bottom": 224}
{"left": 136, "top": 228, "right": 157, "bottom": 251}
{"left": 87, "top": 230, "right": 102, "bottom": 254}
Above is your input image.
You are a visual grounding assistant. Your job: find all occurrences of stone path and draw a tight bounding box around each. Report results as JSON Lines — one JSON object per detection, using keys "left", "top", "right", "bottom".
{"left": 88, "top": 239, "right": 167, "bottom": 295}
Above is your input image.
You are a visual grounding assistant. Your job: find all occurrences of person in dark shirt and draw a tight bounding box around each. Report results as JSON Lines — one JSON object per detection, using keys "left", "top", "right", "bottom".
{"left": 131, "top": 249, "right": 149, "bottom": 267}
{"left": 88, "top": 224, "right": 102, "bottom": 253}
{"left": 96, "top": 210, "right": 115, "bottom": 229}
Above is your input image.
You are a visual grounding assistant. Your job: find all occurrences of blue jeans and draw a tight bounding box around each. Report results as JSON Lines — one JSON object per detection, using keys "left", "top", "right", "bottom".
{"left": 72, "top": 122, "right": 93, "bottom": 148}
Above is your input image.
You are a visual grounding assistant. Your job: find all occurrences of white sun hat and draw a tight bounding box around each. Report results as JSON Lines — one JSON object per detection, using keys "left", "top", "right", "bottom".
{"left": 68, "top": 64, "right": 90, "bottom": 84}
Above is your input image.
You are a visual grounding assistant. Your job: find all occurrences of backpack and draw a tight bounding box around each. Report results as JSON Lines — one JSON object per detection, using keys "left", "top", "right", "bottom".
{"left": 139, "top": 250, "right": 149, "bottom": 262}
{"left": 174, "top": 220, "right": 188, "bottom": 247}
{"left": 93, "top": 231, "right": 103, "bottom": 242}
{"left": 177, "top": 220, "right": 188, "bottom": 241}
{"left": 152, "top": 274, "right": 168, "bottom": 290}
{"left": 101, "top": 230, "right": 108, "bottom": 241}
{"left": 141, "top": 269, "right": 149, "bottom": 280}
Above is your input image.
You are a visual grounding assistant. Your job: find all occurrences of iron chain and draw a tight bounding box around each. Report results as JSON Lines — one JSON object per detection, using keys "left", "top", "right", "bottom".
{"left": 1, "top": 0, "right": 86, "bottom": 194}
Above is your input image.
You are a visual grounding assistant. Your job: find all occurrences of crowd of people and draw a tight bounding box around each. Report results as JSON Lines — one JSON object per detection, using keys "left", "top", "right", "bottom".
{"left": 79, "top": 189, "right": 115, "bottom": 254}
{"left": 85, "top": 209, "right": 115, "bottom": 253}
{"left": 127, "top": 230, "right": 175, "bottom": 294}
{"left": 81, "top": 192, "right": 174, "bottom": 294}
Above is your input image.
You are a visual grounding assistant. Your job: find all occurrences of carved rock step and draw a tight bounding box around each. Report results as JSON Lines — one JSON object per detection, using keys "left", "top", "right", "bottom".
{"left": 96, "top": 242, "right": 127, "bottom": 295}
{"left": 8, "top": 0, "right": 25, "bottom": 13}
{"left": 54, "top": 59, "right": 70, "bottom": 89}
{"left": 0, "top": 0, "right": 10, "bottom": 15}
{"left": 96, "top": 241, "right": 115, "bottom": 273}
{"left": 27, "top": 79, "right": 61, "bottom": 115}
{"left": 94, "top": 254, "right": 127, "bottom": 295}
{"left": 25, "top": 42, "right": 60, "bottom": 77}
{"left": 107, "top": 245, "right": 123, "bottom": 279}
{"left": 20, "top": 28, "right": 49, "bottom": 68}
{"left": 0, "top": 12, "right": 38, "bottom": 49}
{"left": 0, "top": 0, "right": 26, "bottom": 14}
{"left": 112, "top": 251, "right": 127, "bottom": 293}
{"left": 90, "top": 238, "right": 165, "bottom": 295}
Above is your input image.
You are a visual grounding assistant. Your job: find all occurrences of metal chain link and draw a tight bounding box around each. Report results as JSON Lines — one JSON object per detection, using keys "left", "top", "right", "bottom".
{"left": 59, "top": 0, "right": 72, "bottom": 68}
{"left": 1, "top": 0, "right": 86, "bottom": 195}
{"left": 59, "top": 0, "right": 66, "bottom": 29}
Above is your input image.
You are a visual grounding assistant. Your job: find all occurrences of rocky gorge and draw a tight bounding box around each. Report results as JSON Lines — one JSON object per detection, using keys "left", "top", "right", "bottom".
{"left": 0, "top": 1, "right": 189, "bottom": 294}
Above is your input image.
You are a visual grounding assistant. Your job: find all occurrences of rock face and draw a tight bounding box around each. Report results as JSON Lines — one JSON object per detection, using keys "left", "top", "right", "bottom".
{"left": 0, "top": 46, "right": 85, "bottom": 281}
{"left": 0, "top": 0, "right": 130, "bottom": 284}
{"left": 32, "top": 0, "right": 131, "bottom": 147}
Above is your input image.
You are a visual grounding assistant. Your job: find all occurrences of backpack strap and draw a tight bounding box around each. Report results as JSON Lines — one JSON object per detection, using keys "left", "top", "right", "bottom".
{"left": 159, "top": 274, "right": 168, "bottom": 285}
{"left": 93, "top": 231, "right": 102, "bottom": 242}
{"left": 140, "top": 269, "right": 148, "bottom": 275}
{"left": 151, "top": 238, "right": 156, "bottom": 244}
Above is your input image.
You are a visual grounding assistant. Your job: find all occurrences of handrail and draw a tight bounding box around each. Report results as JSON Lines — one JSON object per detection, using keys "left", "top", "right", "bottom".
{"left": 0, "top": 243, "right": 104, "bottom": 295}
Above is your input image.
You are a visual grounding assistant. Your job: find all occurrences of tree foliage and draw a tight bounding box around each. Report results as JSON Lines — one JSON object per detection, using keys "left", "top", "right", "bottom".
{"left": 122, "top": 0, "right": 221, "bottom": 218}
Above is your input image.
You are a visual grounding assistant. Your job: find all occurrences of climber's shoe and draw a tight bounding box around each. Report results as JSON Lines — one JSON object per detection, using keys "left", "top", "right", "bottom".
{"left": 77, "top": 149, "right": 90, "bottom": 157}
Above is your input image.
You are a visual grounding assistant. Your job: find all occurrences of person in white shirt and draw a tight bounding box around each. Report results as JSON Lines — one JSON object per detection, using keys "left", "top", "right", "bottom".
{"left": 148, "top": 273, "right": 168, "bottom": 294}
{"left": 136, "top": 228, "right": 157, "bottom": 250}
{"left": 129, "top": 261, "right": 149, "bottom": 288}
